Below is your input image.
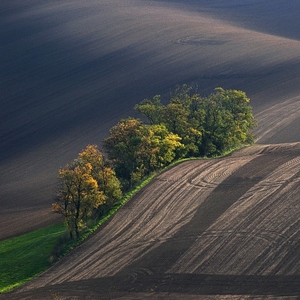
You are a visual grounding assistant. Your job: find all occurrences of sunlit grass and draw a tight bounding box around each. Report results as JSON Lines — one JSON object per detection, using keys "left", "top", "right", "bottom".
{"left": 0, "top": 223, "right": 65, "bottom": 293}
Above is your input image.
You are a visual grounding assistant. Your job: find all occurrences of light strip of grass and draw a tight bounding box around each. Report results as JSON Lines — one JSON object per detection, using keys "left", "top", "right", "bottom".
{"left": 0, "top": 223, "right": 65, "bottom": 293}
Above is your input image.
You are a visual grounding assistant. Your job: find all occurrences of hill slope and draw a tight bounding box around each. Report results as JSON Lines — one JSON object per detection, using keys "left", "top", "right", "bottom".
{"left": 1, "top": 0, "right": 300, "bottom": 240}
{"left": 6, "top": 142, "right": 300, "bottom": 299}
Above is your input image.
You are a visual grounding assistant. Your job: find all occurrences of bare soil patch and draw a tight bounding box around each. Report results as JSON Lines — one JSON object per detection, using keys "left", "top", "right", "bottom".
{"left": 5, "top": 143, "right": 300, "bottom": 299}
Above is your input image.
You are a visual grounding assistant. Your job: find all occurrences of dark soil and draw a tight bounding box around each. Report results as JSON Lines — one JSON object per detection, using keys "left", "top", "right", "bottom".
{"left": 1, "top": 0, "right": 300, "bottom": 240}
{"left": 1, "top": 0, "right": 300, "bottom": 297}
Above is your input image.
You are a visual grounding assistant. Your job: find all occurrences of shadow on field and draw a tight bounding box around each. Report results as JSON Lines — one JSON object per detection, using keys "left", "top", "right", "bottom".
{"left": 8, "top": 274, "right": 300, "bottom": 299}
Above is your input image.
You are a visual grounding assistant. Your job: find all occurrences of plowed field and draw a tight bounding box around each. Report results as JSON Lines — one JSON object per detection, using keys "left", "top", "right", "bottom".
{"left": 2, "top": 0, "right": 300, "bottom": 297}
{"left": 1, "top": 0, "right": 300, "bottom": 240}
{"left": 6, "top": 143, "right": 300, "bottom": 299}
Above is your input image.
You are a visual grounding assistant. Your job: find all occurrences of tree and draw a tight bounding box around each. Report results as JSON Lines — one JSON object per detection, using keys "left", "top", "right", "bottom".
{"left": 162, "top": 103, "right": 189, "bottom": 136}
{"left": 78, "top": 145, "right": 122, "bottom": 208}
{"left": 52, "top": 145, "right": 122, "bottom": 238}
{"left": 52, "top": 162, "right": 105, "bottom": 239}
{"left": 103, "top": 118, "right": 144, "bottom": 186}
{"left": 104, "top": 118, "right": 183, "bottom": 187}
{"left": 213, "top": 87, "right": 257, "bottom": 144}
{"left": 150, "top": 124, "right": 184, "bottom": 166}
{"left": 136, "top": 124, "right": 183, "bottom": 175}
{"left": 134, "top": 85, "right": 257, "bottom": 157}
{"left": 198, "top": 88, "right": 257, "bottom": 155}
{"left": 134, "top": 95, "right": 164, "bottom": 125}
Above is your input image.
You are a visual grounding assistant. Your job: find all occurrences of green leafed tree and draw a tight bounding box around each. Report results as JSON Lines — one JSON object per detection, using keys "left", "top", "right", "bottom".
{"left": 134, "top": 95, "right": 164, "bottom": 125}
{"left": 136, "top": 124, "right": 183, "bottom": 175}
{"left": 199, "top": 88, "right": 257, "bottom": 156}
{"left": 104, "top": 118, "right": 183, "bottom": 188}
{"left": 213, "top": 87, "right": 257, "bottom": 144}
{"left": 134, "top": 85, "right": 257, "bottom": 157}
{"left": 103, "top": 118, "right": 144, "bottom": 187}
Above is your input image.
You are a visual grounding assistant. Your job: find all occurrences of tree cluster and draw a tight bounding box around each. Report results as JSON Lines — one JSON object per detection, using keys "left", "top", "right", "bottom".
{"left": 103, "top": 118, "right": 183, "bottom": 188}
{"left": 134, "top": 85, "right": 256, "bottom": 157}
{"left": 53, "top": 85, "right": 257, "bottom": 238}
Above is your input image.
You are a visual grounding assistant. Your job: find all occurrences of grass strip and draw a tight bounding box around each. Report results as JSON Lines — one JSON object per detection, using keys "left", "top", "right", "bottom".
{"left": 0, "top": 223, "right": 65, "bottom": 293}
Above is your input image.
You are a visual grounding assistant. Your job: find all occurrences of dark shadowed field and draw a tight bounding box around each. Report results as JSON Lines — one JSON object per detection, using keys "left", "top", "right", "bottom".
{"left": 1, "top": 0, "right": 300, "bottom": 298}
{"left": 1, "top": 0, "right": 300, "bottom": 240}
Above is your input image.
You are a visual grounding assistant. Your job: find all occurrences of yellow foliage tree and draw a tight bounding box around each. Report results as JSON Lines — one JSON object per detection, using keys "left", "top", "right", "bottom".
{"left": 78, "top": 145, "right": 122, "bottom": 207}
{"left": 52, "top": 162, "right": 105, "bottom": 239}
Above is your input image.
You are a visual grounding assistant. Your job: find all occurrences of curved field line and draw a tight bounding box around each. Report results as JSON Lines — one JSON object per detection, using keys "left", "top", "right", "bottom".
{"left": 170, "top": 155, "right": 300, "bottom": 275}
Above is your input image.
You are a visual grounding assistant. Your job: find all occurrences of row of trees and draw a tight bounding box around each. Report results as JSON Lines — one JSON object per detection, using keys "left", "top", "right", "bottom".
{"left": 134, "top": 85, "right": 256, "bottom": 157}
{"left": 104, "top": 85, "right": 256, "bottom": 187}
{"left": 53, "top": 85, "right": 257, "bottom": 238}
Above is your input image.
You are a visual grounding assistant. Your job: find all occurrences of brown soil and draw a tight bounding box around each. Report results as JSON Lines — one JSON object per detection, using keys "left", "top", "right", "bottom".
{"left": 1, "top": 0, "right": 300, "bottom": 240}
{"left": 1, "top": 0, "right": 300, "bottom": 297}
{"left": 4, "top": 143, "right": 300, "bottom": 299}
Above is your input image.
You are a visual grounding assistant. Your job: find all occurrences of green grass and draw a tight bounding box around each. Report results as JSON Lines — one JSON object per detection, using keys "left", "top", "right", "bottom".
{"left": 0, "top": 223, "right": 65, "bottom": 293}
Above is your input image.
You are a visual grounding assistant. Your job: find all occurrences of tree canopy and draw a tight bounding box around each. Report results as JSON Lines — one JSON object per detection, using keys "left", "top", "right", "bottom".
{"left": 135, "top": 85, "right": 256, "bottom": 157}
{"left": 78, "top": 145, "right": 122, "bottom": 207}
{"left": 103, "top": 119, "right": 183, "bottom": 188}
{"left": 53, "top": 85, "right": 257, "bottom": 237}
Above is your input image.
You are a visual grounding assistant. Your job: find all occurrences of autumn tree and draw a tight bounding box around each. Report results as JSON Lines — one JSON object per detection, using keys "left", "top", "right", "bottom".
{"left": 52, "top": 162, "right": 105, "bottom": 239}
{"left": 52, "top": 145, "right": 122, "bottom": 238}
{"left": 78, "top": 145, "right": 122, "bottom": 208}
